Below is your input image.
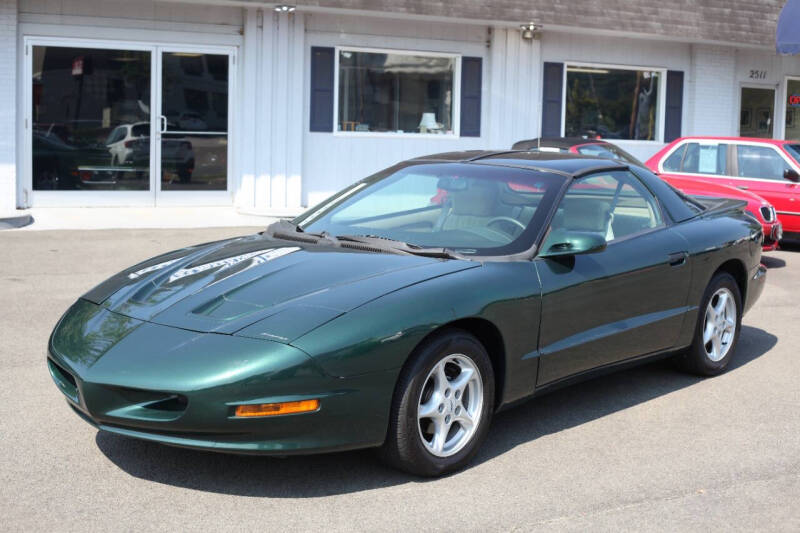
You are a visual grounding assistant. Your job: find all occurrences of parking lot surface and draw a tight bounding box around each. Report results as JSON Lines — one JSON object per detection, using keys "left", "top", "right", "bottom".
{"left": 1, "top": 228, "right": 799, "bottom": 531}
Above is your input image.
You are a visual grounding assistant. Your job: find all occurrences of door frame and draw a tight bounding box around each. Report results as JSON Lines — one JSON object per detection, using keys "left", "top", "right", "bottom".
{"left": 737, "top": 83, "right": 778, "bottom": 139}
{"left": 780, "top": 75, "right": 800, "bottom": 141}
{"left": 22, "top": 36, "right": 237, "bottom": 207}
{"left": 154, "top": 44, "right": 237, "bottom": 207}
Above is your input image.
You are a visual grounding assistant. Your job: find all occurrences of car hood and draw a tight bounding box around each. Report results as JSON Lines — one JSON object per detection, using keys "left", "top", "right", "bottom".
{"left": 82, "top": 234, "right": 478, "bottom": 342}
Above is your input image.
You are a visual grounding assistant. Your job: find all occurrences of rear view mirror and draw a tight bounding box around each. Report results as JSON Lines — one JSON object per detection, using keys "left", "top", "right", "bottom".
{"left": 784, "top": 168, "right": 800, "bottom": 182}
{"left": 437, "top": 176, "right": 467, "bottom": 191}
{"left": 541, "top": 231, "right": 607, "bottom": 257}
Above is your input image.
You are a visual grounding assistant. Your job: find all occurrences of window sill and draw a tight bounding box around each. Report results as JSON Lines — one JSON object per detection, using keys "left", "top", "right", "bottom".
{"left": 329, "top": 131, "right": 463, "bottom": 139}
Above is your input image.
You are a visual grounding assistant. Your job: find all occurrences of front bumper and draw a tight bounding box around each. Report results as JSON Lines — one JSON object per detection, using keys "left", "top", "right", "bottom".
{"left": 46, "top": 302, "right": 396, "bottom": 455}
{"left": 49, "top": 353, "right": 396, "bottom": 455}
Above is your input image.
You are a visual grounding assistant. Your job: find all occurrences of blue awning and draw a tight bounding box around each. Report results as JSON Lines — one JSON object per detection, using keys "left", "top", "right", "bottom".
{"left": 777, "top": 0, "right": 800, "bottom": 55}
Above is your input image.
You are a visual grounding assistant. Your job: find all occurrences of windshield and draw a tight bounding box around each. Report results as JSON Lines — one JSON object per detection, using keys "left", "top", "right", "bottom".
{"left": 785, "top": 144, "right": 800, "bottom": 165}
{"left": 296, "top": 162, "right": 566, "bottom": 256}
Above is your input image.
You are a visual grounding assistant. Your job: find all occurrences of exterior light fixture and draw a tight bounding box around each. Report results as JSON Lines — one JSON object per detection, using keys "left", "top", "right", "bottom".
{"left": 520, "top": 22, "right": 541, "bottom": 40}
{"left": 274, "top": 5, "right": 296, "bottom": 13}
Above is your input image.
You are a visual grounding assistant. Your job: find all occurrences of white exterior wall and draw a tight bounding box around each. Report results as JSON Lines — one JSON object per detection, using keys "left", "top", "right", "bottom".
{"left": 683, "top": 45, "right": 800, "bottom": 139}
{"left": 238, "top": 8, "right": 305, "bottom": 212}
{"left": 6, "top": 3, "right": 800, "bottom": 213}
{"left": 0, "top": 0, "right": 17, "bottom": 213}
{"left": 487, "top": 27, "right": 542, "bottom": 149}
{"left": 734, "top": 48, "right": 800, "bottom": 140}
{"left": 685, "top": 45, "right": 737, "bottom": 137}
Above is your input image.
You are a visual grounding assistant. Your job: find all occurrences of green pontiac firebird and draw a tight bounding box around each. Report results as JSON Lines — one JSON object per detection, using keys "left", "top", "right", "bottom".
{"left": 47, "top": 151, "right": 767, "bottom": 476}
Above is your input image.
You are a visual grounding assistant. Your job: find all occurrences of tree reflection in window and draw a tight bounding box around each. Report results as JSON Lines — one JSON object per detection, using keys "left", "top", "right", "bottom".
{"left": 565, "top": 66, "right": 660, "bottom": 141}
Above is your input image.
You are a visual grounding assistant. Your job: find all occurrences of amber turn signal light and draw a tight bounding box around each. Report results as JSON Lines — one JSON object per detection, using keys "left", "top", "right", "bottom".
{"left": 234, "top": 399, "right": 319, "bottom": 418}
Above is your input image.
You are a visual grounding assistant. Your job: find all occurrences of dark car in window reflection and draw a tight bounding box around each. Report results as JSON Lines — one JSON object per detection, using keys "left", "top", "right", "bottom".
{"left": 32, "top": 129, "right": 111, "bottom": 190}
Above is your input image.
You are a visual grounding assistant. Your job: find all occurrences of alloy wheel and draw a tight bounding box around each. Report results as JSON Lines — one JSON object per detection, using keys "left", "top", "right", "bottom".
{"left": 702, "top": 287, "right": 737, "bottom": 362}
{"left": 416, "top": 354, "right": 483, "bottom": 458}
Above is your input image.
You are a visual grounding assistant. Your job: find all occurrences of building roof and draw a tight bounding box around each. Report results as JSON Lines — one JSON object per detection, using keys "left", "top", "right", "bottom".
{"left": 290, "top": 0, "right": 784, "bottom": 48}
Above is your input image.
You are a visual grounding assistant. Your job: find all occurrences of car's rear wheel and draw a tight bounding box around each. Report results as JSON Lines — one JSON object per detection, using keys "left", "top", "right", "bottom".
{"left": 379, "top": 329, "right": 494, "bottom": 476}
{"left": 677, "top": 272, "right": 742, "bottom": 376}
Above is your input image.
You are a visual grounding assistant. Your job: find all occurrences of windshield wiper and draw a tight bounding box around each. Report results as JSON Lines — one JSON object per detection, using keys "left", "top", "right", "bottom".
{"left": 335, "top": 234, "right": 462, "bottom": 259}
{"left": 263, "top": 224, "right": 461, "bottom": 259}
{"left": 262, "top": 219, "right": 338, "bottom": 244}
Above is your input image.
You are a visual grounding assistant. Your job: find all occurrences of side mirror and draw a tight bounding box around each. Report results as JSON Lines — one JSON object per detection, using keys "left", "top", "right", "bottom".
{"left": 784, "top": 168, "right": 800, "bottom": 182}
{"left": 541, "top": 231, "right": 607, "bottom": 257}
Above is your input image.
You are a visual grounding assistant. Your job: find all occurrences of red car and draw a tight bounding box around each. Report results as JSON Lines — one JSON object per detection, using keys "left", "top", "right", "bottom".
{"left": 513, "top": 137, "right": 782, "bottom": 251}
{"left": 646, "top": 137, "right": 800, "bottom": 241}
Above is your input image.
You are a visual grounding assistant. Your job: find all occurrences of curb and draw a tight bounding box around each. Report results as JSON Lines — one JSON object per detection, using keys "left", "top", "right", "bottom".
{"left": 0, "top": 214, "right": 34, "bottom": 230}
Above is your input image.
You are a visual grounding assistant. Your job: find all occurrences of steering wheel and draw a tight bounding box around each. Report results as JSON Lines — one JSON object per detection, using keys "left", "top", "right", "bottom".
{"left": 487, "top": 216, "right": 526, "bottom": 236}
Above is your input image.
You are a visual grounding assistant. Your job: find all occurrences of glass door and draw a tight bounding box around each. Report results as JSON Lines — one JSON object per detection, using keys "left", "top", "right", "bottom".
{"left": 786, "top": 78, "right": 800, "bottom": 140}
{"left": 739, "top": 87, "right": 776, "bottom": 139}
{"left": 27, "top": 40, "right": 234, "bottom": 207}
{"left": 155, "top": 48, "right": 233, "bottom": 205}
{"left": 29, "top": 42, "right": 156, "bottom": 206}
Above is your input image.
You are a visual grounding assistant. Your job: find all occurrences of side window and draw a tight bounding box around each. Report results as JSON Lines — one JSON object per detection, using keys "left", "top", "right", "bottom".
{"left": 681, "top": 143, "right": 727, "bottom": 175}
{"left": 543, "top": 171, "right": 663, "bottom": 249}
{"left": 736, "top": 145, "right": 792, "bottom": 180}
{"left": 611, "top": 181, "right": 663, "bottom": 240}
{"left": 661, "top": 144, "right": 686, "bottom": 171}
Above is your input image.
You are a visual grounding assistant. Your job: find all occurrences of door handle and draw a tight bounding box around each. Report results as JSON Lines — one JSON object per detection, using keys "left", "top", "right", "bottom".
{"left": 160, "top": 115, "right": 167, "bottom": 133}
{"left": 736, "top": 185, "right": 749, "bottom": 190}
{"left": 668, "top": 251, "right": 688, "bottom": 267}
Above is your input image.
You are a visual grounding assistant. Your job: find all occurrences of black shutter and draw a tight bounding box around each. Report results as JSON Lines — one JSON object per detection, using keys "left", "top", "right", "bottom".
{"left": 541, "top": 62, "right": 564, "bottom": 138}
{"left": 664, "top": 70, "right": 684, "bottom": 142}
{"left": 460, "top": 57, "right": 482, "bottom": 137}
{"left": 310, "top": 47, "right": 334, "bottom": 132}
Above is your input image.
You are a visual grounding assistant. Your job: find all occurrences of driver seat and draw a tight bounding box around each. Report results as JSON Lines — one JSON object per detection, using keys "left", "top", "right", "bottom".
{"left": 436, "top": 180, "right": 499, "bottom": 231}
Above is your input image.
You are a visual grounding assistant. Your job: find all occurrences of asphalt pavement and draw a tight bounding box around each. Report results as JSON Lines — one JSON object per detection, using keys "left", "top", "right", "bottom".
{"left": 1, "top": 228, "right": 798, "bottom": 531}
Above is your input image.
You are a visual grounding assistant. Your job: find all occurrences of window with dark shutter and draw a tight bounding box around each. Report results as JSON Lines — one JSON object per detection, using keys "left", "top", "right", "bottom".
{"left": 310, "top": 47, "right": 335, "bottom": 132}
{"left": 665, "top": 71, "right": 684, "bottom": 142}
{"left": 564, "top": 65, "right": 662, "bottom": 140}
{"left": 541, "top": 62, "right": 564, "bottom": 138}
{"left": 460, "top": 57, "right": 482, "bottom": 137}
{"left": 336, "top": 49, "right": 457, "bottom": 134}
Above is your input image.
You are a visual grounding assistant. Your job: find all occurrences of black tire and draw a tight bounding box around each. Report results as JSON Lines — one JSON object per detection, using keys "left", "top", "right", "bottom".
{"left": 676, "top": 272, "right": 742, "bottom": 376}
{"left": 379, "top": 329, "right": 495, "bottom": 477}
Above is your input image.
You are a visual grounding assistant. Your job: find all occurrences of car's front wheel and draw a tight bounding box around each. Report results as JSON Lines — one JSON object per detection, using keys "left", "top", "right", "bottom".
{"left": 379, "top": 329, "right": 495, "bottom": 476}
{"left": 677, "top": 271, "right": 742, "bottom": 376}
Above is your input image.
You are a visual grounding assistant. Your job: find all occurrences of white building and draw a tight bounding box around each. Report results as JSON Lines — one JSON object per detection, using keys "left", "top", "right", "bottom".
{"left": 1, "top": 0, "right": 799, "bottom": 216}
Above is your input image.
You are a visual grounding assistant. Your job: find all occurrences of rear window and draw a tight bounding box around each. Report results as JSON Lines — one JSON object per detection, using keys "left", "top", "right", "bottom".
{"left": 785, "top": 144, "right": 800, "bottom": 165}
